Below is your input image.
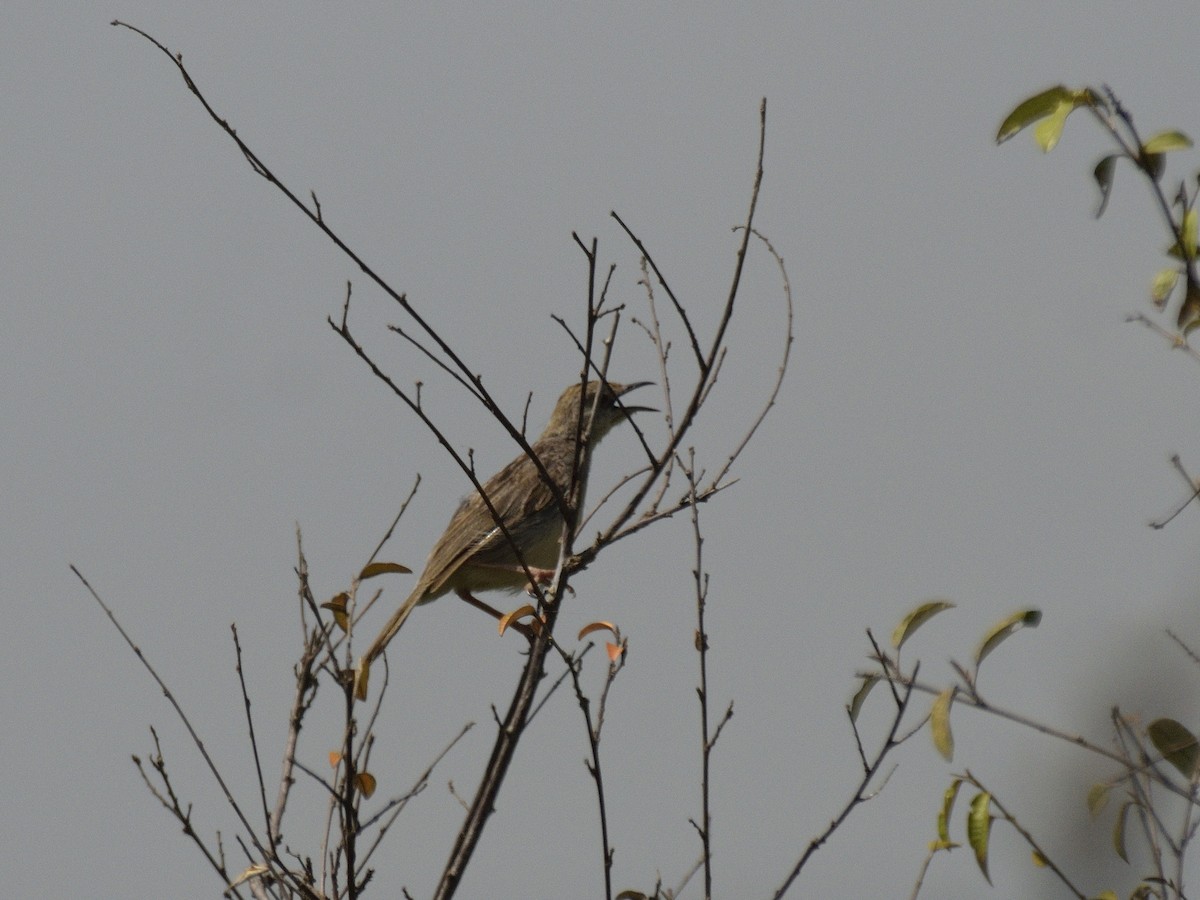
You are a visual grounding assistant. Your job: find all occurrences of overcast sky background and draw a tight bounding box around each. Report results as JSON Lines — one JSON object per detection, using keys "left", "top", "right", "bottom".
{"left": 7, "top": 4, "right": 1200, "bottom": 898}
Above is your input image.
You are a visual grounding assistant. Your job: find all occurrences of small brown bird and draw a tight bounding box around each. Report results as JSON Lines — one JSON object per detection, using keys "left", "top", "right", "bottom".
{"left": 359, "top": 380, "right": 650, "bottom": 676}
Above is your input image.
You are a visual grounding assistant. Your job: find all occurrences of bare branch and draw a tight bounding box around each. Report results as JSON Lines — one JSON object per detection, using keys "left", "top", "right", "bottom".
{"left": 772, "top": 662, "right": 919, "bottom": 898}
{"left": 72, "top": 566, "right": 272, "bottom": 863}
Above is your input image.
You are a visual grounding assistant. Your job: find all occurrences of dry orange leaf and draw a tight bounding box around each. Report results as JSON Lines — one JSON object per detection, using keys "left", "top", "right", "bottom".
{"left": 578, "top": 620, "right": 618, "bottom": 641}
{"left": 498, "top": 604, "right": 537, "bottom": 636}
{"left": 359, "top": 561, "right": 412, "bottom": 580}
{"left": 355, "top": 772, "right": 377, "bottom": 798}
{"left": 329, "top": 751, "right": 342, "bottom": 768}
{"left": 606, "top": 642, "right": 624, "bottom": 662}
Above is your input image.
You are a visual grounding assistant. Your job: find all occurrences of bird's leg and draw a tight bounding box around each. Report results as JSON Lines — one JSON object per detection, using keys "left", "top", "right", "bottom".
{"left": 455, "top": 589, "right": 538, "bottom": 638}
{"left": 513, "top": 568, "right": 574, "bottom": 600}
{"left": 531, "top": 580, "right": 575, "bottom": 599}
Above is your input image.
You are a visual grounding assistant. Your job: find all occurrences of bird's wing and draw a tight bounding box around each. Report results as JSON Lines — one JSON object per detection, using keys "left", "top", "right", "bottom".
{"left": 420, "top": 447, "right": 566, "bottom": 595}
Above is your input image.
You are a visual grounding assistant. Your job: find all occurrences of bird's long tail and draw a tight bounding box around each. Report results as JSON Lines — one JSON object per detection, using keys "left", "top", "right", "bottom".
{"left": 355, "top": 587, "right": 424, "bottom": 700}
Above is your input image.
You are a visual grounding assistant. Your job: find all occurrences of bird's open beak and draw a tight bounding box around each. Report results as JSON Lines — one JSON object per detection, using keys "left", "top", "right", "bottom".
{"left": 616, "top": 381, "right": 656, "bottom": 415}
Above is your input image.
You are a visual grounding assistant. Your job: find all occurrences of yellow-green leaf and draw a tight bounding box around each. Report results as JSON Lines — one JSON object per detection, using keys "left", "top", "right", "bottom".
{"left": 1091, "top": 892, "right": 1119, "bottom": 900}
{"left": 359, "top": 561, "right": 412, "bottom": 580}
{"left": 1147, "top": 718, "right": 1200, "bottom": 778}
{"left": 1152, "top": 267, "right": 1180, "bottom": 309}
{"left": 1086, "top": 782, "right": 1110, "bottom": 816}
{"left": 938, "top": 779, "right": 963, "bottom": 843}
{"left": 892, "top": 599, "right": 956, "bottom": 650}
{"left": 848, "top": 674, "right": 881, "bottom": 724}
{"left": 996, "top": 86, "right": 1073, "bottom": 144}
{"left": 976, "top": 608, "right": 1042, "bottom": 667}
{"left": 1112, "top": 800, "right": 1132, "bottom": 863}
{"left": 928, "top": 839, "right": 960, "bottom": 852}
{"left": 967, "top": 792, "right": 993, "bottom": 884}
{"left": 1143, "top": 130, "right": 1193, "bottom": 154}
{"left": 1093, "top": 155, "right": 1118, "bottom": 218}
{"left": 320, "top": 592, "right": 350, "bottom": 633}
{"left": 1178, "top": 282, "right": 1200, "bottom": 336}
{"left": 1031, "top": 849, "right": 1048, "bottom": 867}
{"left": 1034, "top": 100, "right": 1074, "bottom": 152}
{"left": 1183, "top": 209, "right": 1198, "bottom": 262}
{"left": 930, "top": 688, "right": 955, "bottom": 762}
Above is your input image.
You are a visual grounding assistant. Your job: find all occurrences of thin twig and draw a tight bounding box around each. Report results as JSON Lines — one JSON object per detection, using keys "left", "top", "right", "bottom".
{"left": 131, "top": 728, "right": 248, "bottom": 898}
{"left": 895, "top": 674, "right": 1194, "bottom": 800}
{"left": 963, "top": 771, "right": 1088, "bottom": 899}
{"left": 72, "top": 566, "right": 272, "bottom": 863}
{"left": 231, "top": 625, "right": 272, "bottom": 847}
{"left": 565, "top": 639, "right": 628, "bottom": 900}
{"left": 686, "top": 450, "right": 716, "bottom": 900}
{"left": 359, "top": 721, "right": 475, "bottom": 867}
{"left": 772, "top": 662, "right": 919, "bottom": 898}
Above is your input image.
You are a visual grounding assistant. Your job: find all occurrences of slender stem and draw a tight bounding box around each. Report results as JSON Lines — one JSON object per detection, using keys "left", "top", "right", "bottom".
{"left": 687, "top": 452, "right": 715, "bottom": 899}
{"left": 565, "top": 647, "right": 622, "bottom": 900}
{"left": 72, "top": 566, "right": 273, "bottom": 864}
{"left": 231, "top": 626, "right": 272, "bottom": 846}
{"left": 963, "top": 771, "right": 1087, "bottom": 899}
{"left": 773, "top": 662, "right": 919, "bottom": 898}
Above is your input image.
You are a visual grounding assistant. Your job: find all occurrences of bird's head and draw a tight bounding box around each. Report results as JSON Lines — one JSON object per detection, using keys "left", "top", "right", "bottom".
{"left": 547, "top": 380, "right": 653, "bottom": 443}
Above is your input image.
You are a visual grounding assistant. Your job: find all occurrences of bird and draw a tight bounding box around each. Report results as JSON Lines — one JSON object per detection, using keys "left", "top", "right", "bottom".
{"left": 356, "top": 380, "right": 651, "bottom": 694}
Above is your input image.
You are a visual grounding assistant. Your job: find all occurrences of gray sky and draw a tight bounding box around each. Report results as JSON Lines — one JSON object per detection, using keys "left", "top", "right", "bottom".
{"left": 7, "top": 4, "right": 1200, "bottom": 897}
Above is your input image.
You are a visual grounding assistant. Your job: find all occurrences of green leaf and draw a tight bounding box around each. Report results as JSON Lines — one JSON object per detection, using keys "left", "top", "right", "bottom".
{"left": 930, "top": 688, "right": 955, "bottom": 761}
{"left": 1112, "top": 800, "right": 1132, "bottom": 863}
{"left": 967, "top": 792, "right": 993, "bottom": 884}
{"left": 1086, "top": 782, "right": 1110, "bottom": 816}
{"left": 1093, "top": 155, "right": 1118, "bottom": 218}
{"left": 892, "top": 599, "right": 956, "bottom": 649}
{"left": 1151, "top": 267, "right": 1180, "bottom": 309}
{"left": 848, "top": 674, "right": 880, "bottom": 723}
{"left": 996, "top": 86, "right": 1073, "bottom": 144}
{"left": 1143, "top": 130, "right": 1193, "bottom": 154}
{"left": 975, "top": 608, "right": 1042, "bottom": 667}
{"left": 1147, "top": 718, "right": 1200, "bottom": 778}
{"left": 938, "top": 779, "right": 963, "bottom": 843}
